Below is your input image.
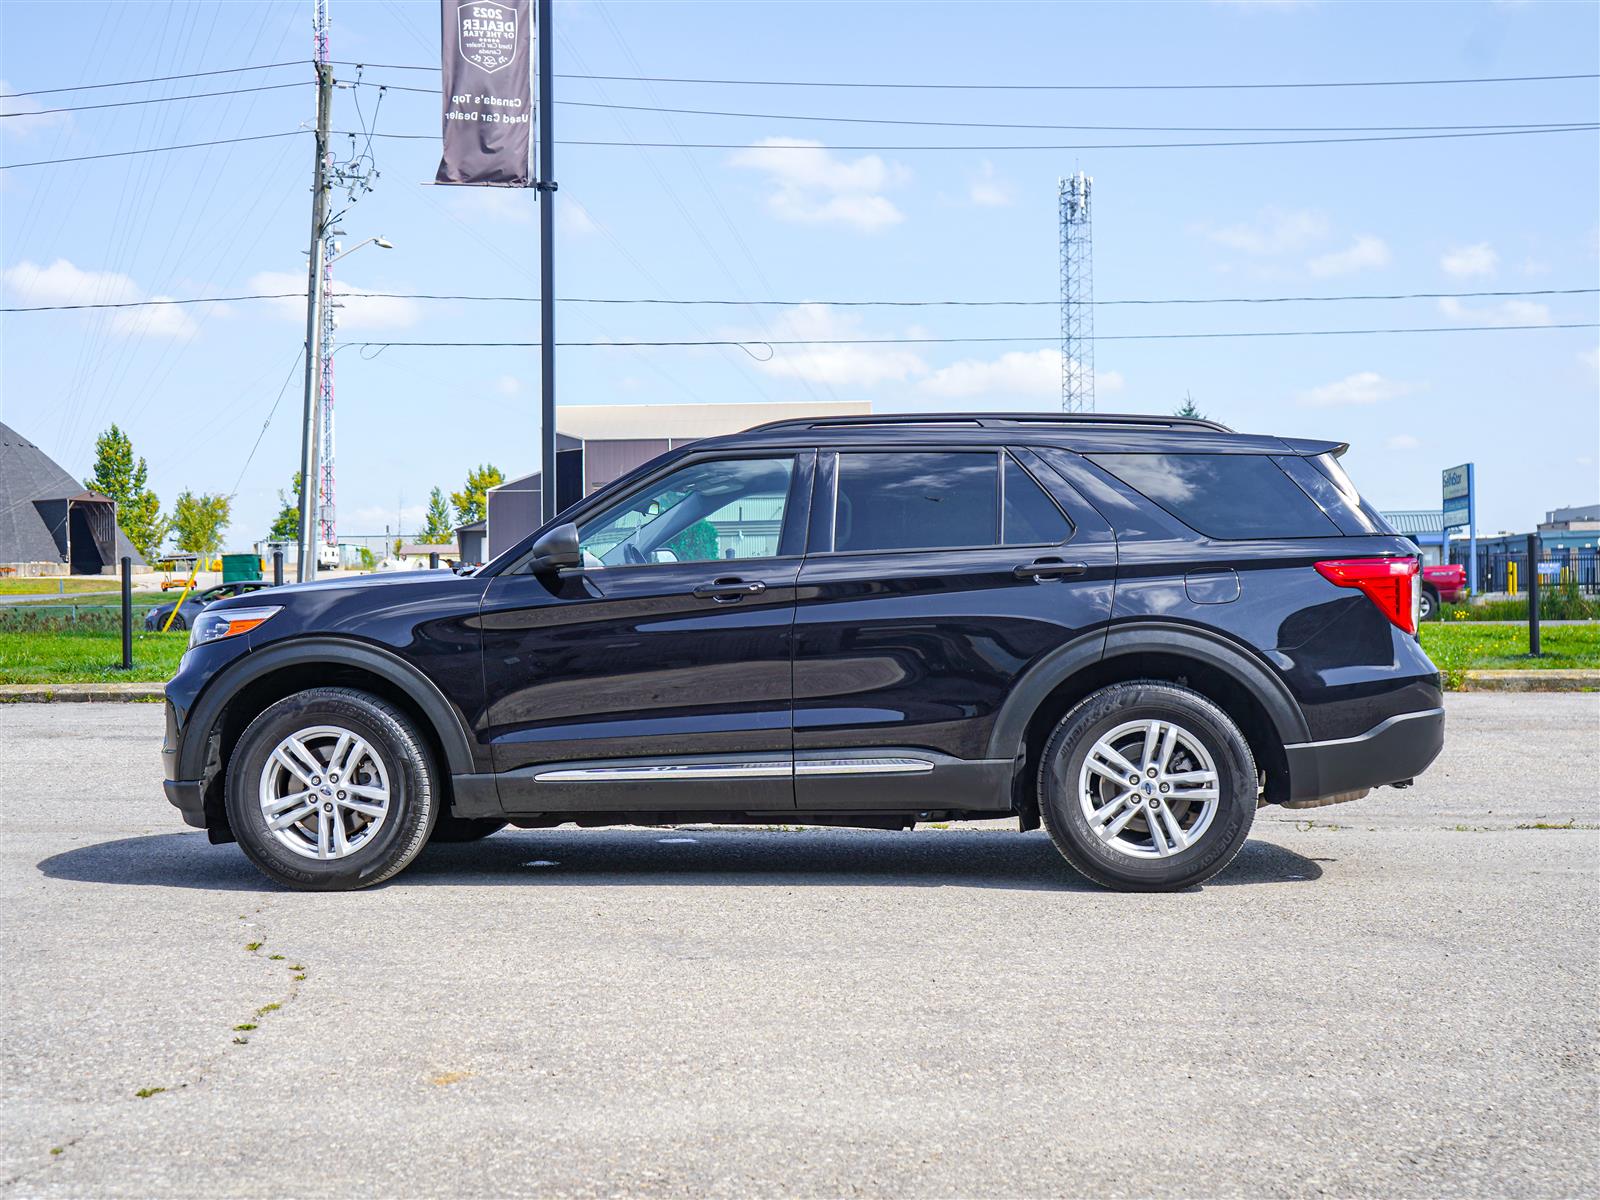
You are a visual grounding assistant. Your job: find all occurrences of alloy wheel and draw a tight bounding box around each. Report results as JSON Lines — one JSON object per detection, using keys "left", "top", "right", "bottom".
{"left": 257, "top": 724, "right": 391, "bottom": 860}
{"left": 1078, "top": 718, "right": 1220, "bottom": 859}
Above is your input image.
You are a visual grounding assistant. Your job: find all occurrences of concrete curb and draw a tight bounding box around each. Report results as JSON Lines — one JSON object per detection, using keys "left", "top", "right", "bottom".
{"left": 1459, "top": 669, "right": 1600, "bottom": 693}
{"left": 0, "top": 682, "right": 166, "bottom": 703}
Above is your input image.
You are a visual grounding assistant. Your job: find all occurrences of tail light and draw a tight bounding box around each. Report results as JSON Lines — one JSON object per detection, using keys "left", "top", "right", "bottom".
{"left": 1314, "top": 557, "right": 1420, "bottom": 634}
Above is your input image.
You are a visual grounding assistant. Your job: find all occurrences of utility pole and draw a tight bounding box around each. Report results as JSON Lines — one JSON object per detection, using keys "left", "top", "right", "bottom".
{"left": 531, "top": 0, "right": 556, "bottom": 524}
{"left": 295, "top": 4, "right": 334, "bottom": 583}
{"left": 536, "top": 0, "right": 557, "bottom": 524}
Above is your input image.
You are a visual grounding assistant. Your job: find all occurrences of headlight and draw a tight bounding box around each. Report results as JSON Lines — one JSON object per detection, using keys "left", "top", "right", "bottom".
{"left": 189, "top": 605, "right": 282, "bottom": 648}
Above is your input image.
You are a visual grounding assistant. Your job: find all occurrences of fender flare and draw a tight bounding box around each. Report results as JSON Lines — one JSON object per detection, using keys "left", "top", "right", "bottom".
{"left": 985, "top": 621, "right": 1309, "bottom": 761}
{"left": 177, "top": 636, "right": 477, "bottom": 779}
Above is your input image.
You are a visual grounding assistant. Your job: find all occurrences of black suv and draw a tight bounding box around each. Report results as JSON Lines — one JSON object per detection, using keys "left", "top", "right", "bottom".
{"left": 162, "top": 413, "right": 1443, "bottom": 892}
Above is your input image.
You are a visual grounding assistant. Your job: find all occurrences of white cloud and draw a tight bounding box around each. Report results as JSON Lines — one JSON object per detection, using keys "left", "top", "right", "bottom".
{"left": 730, "top": 138, "right": 908, "bottom": 231}
{"left": 1204, "top": 208, "right": 1328, "bottom": 256}
{"left": 750, "top": 304, "right": 924, "bottom": 387}
{"left": 968, "top": 161, "right": 1012, "bottom": 207}
{"left": 558, "top": 199, "right": 599, "bottom": 236}
{"left": 1437, "top": 296, "right": 1552, "bottom": 326}
{"left": 1307, "top": 234, "right": 1390, "bottom": 277}
{"left": 0, "top": 258, "right": 196, "bottom": 337}
{"left": 1386, "top": 434, "right": 1422, "bottom": 451}
{"left": 916, "top": 349, "right": 1123, "bottom": 401}
{"left": 492, "top": 374, "right": 524, "bottom": 396}
{"left": 1580, "top": 346, "right": 1599, "bottom": 382}
{"left": 0, "top": 82, "right": 72, "bottom": 137}
{"left": 444, "top": 186, "right": 533, "bottom": 225}
{"left": 248, "top": 271, "right": 421, "bottom": 332}
{"left": 1296, "top": 371, "right": 1418, "bottom": 407}
{"left": 1440, "top": 242, "right": 1498, "bottom": 278}
{"left": 921, "top": 349, "right": 1058, "bottom": 399}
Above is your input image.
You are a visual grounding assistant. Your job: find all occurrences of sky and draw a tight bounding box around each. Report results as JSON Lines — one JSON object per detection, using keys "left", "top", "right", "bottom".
{"left": 2, "top": 0, "right": 1597, "bottom": 546}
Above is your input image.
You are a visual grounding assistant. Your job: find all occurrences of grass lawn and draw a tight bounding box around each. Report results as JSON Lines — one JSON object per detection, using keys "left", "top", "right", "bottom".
{"left": 1419, "top": 621, "right": 1599, "bottom": 685}
{"left": 0, "top": 628, "right": 188, "bottom": 684}
{"left": 0, "top": 578, "right": 138, "bottom": 596}
{"left": 1, "top": 620, "right": 1593, "bottom": 689}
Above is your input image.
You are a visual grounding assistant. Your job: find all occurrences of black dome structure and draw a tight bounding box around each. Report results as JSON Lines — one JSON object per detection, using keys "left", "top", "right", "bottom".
{"left": 0, "top": 422, "right": 142, "bottom": 574}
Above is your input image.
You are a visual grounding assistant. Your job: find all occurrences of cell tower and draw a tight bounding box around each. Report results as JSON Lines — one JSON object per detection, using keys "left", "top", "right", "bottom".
{"left": 1059, "top": 172, "right": 1094, "bottom": 413}
{"left": 314, "top": 0, "right": 337, "bottom": 559}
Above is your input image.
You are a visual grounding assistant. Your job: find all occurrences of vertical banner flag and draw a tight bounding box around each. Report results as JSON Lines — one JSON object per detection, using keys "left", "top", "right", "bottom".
{"left": 436, "top": 1, "right": 533, "bottom": 186}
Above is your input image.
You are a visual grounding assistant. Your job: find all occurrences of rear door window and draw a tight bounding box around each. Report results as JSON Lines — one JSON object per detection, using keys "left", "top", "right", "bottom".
{"left": 1089, "top": 453, "right": 1340, "bottom": 539}
{"left": 1003, "top": 454, "right": 1072, "bottom": 545}
{"left": 834, "top": 451, "right": 997, "bottom": 551}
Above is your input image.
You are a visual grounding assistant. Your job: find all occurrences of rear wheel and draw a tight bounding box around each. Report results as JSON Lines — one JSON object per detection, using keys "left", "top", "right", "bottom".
{"left": 1038, "top": 682, "right": 1257, "bottom": 891}
{"left": 225, "top": 688, "right": 438, "bottom": 890}
{"left": 1419, "top": 586, "right": 1438, "bottom": 622}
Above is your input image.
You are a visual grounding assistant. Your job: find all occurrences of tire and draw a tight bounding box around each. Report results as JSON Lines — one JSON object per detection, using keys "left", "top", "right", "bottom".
{"left": 1419, "top": 587, "right": 1438, "bottom": 622}
{"left": 164, "top": 614, "right": 186, "bottom": 632}
{"left": 428, "top": 815, "right": 508, "bottom": 843}
{"left": 1038, "top": 681, "right": 1257, "bottom": 892}
{"left": 225, "top": 687, "right": 439, "bottom": 890}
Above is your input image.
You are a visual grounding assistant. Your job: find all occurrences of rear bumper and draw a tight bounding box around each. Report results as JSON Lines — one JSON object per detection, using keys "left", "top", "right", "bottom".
{"left": 1283, "top": 707, "right": 1444, "bottom": 803}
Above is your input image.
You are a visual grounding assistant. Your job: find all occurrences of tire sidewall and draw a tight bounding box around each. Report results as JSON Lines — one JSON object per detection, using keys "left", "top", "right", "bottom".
{"left": 226, "top": 690, "right": 435, "bottom": 890}
{"left": 1041, "top": 684, "right": 1256, "bottom": 890}
{"left": 1419, "top": 588, "right": 1437, "bottom": 621}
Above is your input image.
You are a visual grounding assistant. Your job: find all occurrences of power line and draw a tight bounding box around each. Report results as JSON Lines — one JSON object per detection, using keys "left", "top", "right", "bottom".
{"left": 351, "top": 82, "right": 1594, "bottom": 135}
{"left": 0, "top": 130, "right": 305, "bottom": 170}
{"left": 227, "top": 348, "right": 305, "bottom": 499}
{"left": 340, "top": 323, "right": 1598, "bottom": 352}
{"left": 333, "top": 61, "right": 1600, "bottom": 91}
{"left": 0, "top": 61, "right": 305, "bottom": 98}
{"left": 1, "top": 81, "right": 308, "bottom": 119}
{"left": 6, "top": 287, "right": 1594, "bottom": 314}
{"left": 8, "top": 121, "right": 1590, "bottom": 171}
{"left": 353, "top": 126, "right": 1598, "bottom": 151}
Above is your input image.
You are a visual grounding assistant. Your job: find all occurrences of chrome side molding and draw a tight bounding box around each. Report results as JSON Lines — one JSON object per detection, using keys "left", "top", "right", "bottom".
{"left": 532, "top": 755, "right": 937, "bottom": 783}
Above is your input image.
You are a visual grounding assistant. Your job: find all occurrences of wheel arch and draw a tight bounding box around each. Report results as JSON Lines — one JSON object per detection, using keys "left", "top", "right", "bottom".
{"left": 991, "top": 623, "right": 1308, "bottom": 818}
{"left": 180, "top": 638, "right": 477, "bottom": 840}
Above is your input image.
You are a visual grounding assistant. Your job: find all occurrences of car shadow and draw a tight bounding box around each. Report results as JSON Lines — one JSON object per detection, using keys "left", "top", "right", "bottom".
{"left": 36, "top": 828, "right": 1325, "bottom": 893}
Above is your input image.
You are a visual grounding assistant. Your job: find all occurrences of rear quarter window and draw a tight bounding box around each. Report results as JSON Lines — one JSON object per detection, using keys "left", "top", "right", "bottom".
{"left": 1089, "top": 453, "right": 1340, "bottom": 540}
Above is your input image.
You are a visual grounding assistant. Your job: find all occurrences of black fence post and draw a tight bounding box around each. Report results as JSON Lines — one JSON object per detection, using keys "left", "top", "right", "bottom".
{"left": 273, "top": 549, "right": 284, "bottom": 587}
{"left": 1527, "top": 533, "right": 1542, "bottom": 657}
{"left": 429, "top": 552, "right": 440, "bottom": 570}
{"left": 120, "top": 556, "right": 133, "bottom": 670}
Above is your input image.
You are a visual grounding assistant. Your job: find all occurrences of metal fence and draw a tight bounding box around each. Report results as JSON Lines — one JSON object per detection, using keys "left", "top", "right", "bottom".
{"left": 1455, "top": 547, "right": 1600, "bottom": 595}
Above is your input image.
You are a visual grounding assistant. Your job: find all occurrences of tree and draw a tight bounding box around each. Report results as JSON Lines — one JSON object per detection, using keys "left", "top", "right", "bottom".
{"left": 84, "top": 424, "right": 168, "bottom": 558}
{"left": 1175, "top": 392, "right": 1207, "bottom": 421}
{"left": 170, "top": 491, "right": 231, "bottom": 556}
{"left": 420, "top": 487, "right": 455, "bottom": 544}
{"left": 451, "top": 463, "right": 503, "bottom": 526}
{"left": 269, "top": 473, "right": 301, "bottom": 543}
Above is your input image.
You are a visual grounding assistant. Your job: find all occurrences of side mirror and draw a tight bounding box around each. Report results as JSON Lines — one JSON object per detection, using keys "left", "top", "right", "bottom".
{"left": 527, "top": 522, "right": 581, "bottom": 574}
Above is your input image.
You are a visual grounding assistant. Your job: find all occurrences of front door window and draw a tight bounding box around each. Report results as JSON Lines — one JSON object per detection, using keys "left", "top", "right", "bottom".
{"left": 577, "top": 457, "right": 796, "bottom": 567}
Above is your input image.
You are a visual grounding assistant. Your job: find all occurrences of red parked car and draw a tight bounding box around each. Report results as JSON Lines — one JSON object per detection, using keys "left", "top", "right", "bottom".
{"left": 1420, "top": 563, "right": 1467, "bottom": 620}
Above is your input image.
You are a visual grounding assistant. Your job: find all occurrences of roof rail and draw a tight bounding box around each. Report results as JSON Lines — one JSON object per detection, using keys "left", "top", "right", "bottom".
{"left": 745, "top": 411, "right": 1234, "bottom": 434}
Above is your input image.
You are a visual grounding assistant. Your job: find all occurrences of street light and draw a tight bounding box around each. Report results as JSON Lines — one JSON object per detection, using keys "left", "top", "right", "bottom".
{"left": 328, "top": 235, "right": 394, "bottom": 265}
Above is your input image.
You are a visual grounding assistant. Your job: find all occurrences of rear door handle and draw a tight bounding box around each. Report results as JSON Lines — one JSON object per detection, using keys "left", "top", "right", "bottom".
{"left": 693, "top": 578, "right": 768, "bottom": 602}
{"left": 1014, "top": 558, "right": 1088, "bottom": 581}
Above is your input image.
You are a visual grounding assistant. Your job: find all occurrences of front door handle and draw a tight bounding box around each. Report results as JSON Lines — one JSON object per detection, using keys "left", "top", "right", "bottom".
{"left": 1014, "top": 558, "right": 1088, "bottom": 581}
{"left": 693, "top": 577, "right": 768, "bottom": 602}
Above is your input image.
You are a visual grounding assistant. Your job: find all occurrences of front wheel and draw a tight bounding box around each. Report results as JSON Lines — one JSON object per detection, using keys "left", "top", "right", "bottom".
{"left": 225, "top": 687, "right": 438, "bottom": 890}
{"left": 1038, "top": 682, "right": 1257, "bottom": 891}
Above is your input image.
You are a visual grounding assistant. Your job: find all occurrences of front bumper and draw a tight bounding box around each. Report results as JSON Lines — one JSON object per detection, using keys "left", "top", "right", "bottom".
{"left": 1283, "top": 707, "right": 1445, "bottom": 803}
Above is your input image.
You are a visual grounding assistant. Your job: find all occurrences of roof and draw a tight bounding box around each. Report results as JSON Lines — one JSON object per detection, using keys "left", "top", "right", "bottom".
{"left": 555, "top": 401, "right": 870, "bottom": 442}
{"left": 1380, "top": 510, "right": 1445, "bottom": 536}
{"left": 453, "top": 520, "right": 487, "bottom": 534}
{"left": 0, "top": 422, "right": 142, "bottom": 565}
{"left": 396, "top": 542, "right": 458, "bottom": 557}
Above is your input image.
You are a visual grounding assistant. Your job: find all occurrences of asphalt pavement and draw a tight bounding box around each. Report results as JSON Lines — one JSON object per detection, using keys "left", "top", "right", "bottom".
{"left": 2, "top": 694, "right": 1596, "bottom": 1198}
